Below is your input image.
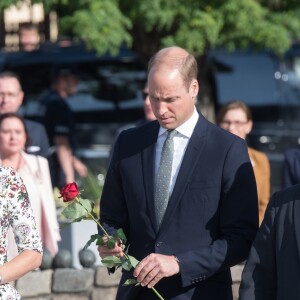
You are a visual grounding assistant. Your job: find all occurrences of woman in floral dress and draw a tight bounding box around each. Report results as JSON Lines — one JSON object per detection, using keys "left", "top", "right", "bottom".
{"left": 0, "top": 166, "right": 42, "bottom": 299}
{"left": 0, "top": 113, "right": 60, "bottom": 257}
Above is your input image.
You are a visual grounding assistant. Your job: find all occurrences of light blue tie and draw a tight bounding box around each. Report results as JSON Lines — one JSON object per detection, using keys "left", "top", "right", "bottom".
{"left": 155, "top": 130, "right": 177, "bottom": 226}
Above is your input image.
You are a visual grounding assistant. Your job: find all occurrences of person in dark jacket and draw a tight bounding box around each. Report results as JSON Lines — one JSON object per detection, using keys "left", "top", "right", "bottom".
{"left": 282, "top": 146, "right": 300, "bottom": 189}
{"left": 98, "top": 46, "right": 258, "bottom": 300}
{"left": 239, "top": 184, "right": 300, "bottom": 300}
{"left": 40, "top": 66, "right": 87, "bottom": 188}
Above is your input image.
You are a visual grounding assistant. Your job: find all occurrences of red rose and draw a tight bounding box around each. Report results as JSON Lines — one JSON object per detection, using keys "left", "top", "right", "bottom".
{"left": 60, "top": 182, "right": 79, "bottom": 202}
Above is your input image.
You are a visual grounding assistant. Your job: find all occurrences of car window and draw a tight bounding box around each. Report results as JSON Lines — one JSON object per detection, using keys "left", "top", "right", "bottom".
{"left": 281, "top": 54, "right": 300, "bottom": 106}
{"left": 214, "top": 52, "right": 279, "bottom": 106}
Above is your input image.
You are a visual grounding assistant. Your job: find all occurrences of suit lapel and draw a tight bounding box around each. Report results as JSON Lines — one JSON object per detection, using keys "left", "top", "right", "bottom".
{"left": 142, "top": 122, "right": 160, "bottom": 234}
{"left": 159, "top": 115, "right": 207, "bottom": 232}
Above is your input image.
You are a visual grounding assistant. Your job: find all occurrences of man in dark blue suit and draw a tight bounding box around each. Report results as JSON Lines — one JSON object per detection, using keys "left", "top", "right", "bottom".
{"left": 98, "top": 46, "right": 258, "bottom": 300}
{"left": 239, "top": 184, "right": 300, "bottom": 299}
{"left": 0, "top": 71, "right": 49, "bottom": 158}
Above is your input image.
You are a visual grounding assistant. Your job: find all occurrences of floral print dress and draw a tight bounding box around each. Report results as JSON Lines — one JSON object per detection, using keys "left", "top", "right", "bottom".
{"left": 0, "top": 167, "right": 43, "bottom": 299}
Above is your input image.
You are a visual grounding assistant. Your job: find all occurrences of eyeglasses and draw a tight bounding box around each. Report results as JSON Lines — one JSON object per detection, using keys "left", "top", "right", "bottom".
{"left": 0, "top": 92, "right": 20, "bottom": 99}
{"left": 220, "top": 120, "right": 248, "bottom": 127}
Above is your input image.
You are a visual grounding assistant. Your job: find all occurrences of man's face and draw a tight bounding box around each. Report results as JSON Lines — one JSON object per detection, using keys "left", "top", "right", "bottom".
{"left": 57, "top": 75, "right": 78, "bottom": 97}
{"left": 219, "top": 108, "right": 252, "bottom": 140}
{"left": 19, "top": 28, "right": 39, "bottom": 52}
{"left": 65, "top": 75, "right": 78, "bottom": 96}
{"left": 0, "top": 78, "right": 24, "bottom": 114}
{"left": 148, "top": 67, "right": 198, "bottom": 129}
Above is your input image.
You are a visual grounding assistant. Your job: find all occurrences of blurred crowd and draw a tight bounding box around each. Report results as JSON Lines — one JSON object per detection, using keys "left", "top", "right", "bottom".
{"left": 0, "top": 22, "right": 90, "bottom": 259}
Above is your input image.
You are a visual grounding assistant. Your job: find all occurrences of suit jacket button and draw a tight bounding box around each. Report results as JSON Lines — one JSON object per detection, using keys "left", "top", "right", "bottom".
{"left": 156, "top": 242, "right": 162, "bottom": 247}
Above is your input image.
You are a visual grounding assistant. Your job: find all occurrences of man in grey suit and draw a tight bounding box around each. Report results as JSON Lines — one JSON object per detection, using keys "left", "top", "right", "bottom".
{"left": 99, "top": 46, "right": 258, "bottom": 300}
{"left": 239, "top": 183, "right": 300, "bottom": 300}
{"left": 0, "top": 71, "right": 49, "bottom": 157}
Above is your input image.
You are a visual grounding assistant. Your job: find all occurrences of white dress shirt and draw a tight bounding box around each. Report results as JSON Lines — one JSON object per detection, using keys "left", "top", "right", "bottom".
{"left": 155, "top": 107, "right": 199, "bottom": 195}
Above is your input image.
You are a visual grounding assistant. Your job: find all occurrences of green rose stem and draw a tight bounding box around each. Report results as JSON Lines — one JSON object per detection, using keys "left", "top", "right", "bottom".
{"left": 74, "top": 197, "right": 164, "bottom": 300}
{"left": 151, "top": 287, "right": 165, "bottom": 300}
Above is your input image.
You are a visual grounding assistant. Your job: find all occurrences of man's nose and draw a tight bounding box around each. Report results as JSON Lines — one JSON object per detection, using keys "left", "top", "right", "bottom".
{"left": 228, "top": 123, "right": 235, "bottom": 130}
{"left": 157, "top": 102, "right": 168, "bottom": 116}
{"left": 0, "top": 94, "right": 9, "bottom": 102}
{"left": 144, "top": 97, "right": 151, "bottom": 106}
{"left": 10, "top": 132, "right": 16, "bottom": 139}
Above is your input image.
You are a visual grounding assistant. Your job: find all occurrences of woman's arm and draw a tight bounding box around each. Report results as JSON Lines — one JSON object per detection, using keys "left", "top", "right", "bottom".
{"left": 0, "top": 250, "right": 42, "bottom": 284}
{"left": 3, "top": 168, "right": 43, "bottom": 284}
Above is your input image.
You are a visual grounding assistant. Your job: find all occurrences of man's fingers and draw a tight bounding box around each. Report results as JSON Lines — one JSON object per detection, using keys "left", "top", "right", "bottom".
{"left": 133, "top": 254, "right": 163, "bottom": 287}
{"left": 141, "top": 266, "right": 160, "bottom": 287}
{"left": 148, "top": 271, "right": 164, "bottom": 288}
{"left": 133, "top": 254, "right": 151, "bottom": 277}
{"left": 136, "top": 258, "right": 155, "bottom": 282}
{"left": 133, "top": 254, "right": 180, "bottom": 287}
{"left": 97, "top": 243, "right": 123, "bottom": 258}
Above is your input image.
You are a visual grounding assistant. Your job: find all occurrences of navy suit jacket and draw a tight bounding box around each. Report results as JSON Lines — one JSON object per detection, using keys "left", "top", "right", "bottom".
{"left": 25, "top": 119, "right": 50, "bottom": 158}
{"left": 239, "top": 184, "right": 300, "bottom": 300}
{"left": 100, "top": 113, "right": 258, "bottom": 300}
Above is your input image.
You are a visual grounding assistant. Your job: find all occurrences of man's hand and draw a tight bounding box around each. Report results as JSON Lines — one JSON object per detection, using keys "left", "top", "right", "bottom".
{"left": 97, "top": 236, "right": 124, "bottom": 259}
{"left": 133, "top": 253, "right": 180, "bottom": 288}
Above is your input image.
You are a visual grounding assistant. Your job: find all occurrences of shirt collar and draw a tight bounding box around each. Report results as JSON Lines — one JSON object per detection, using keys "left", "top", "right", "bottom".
{"left": 158, "top": 107, "right": 199, "bottom": 138}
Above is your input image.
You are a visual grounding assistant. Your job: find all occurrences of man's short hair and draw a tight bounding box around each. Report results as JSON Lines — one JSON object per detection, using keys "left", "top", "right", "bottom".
{"left": 148, "top": 47, "right": 198, "bottom": 90}
{"left": 0, "top": 71, "right": 22, "bottom": 91}
{"left": 50, "top": 65, "right": 79, "bottom": 83}
{"left": 19, "top": 22, "right": 39, "bottom": 32}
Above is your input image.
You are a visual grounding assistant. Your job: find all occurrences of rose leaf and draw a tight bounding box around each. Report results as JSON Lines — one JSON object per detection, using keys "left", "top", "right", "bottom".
{"left": 79, "top": 198, "right": 93, "bottom": 213}
{"left": 128, "top": 255, "right": 139, "bottom": 268}
{"left": 101, "top": 255, "right": 122, "bottom": 268}
{"left": 96, "top": 236, "right": 105, "bottom": 246}
{"left": 83, "top": 234, "right": 100, "bottom": 250}
{"left": 123, "top": 278, "right": 140, "bottom": 286}
{"left": 121, "top": 259, "right": 133, "bottom": 271}
{"left": 114, "top": 228, "right": 127, "bottom": 243}
{"left": 61, "top": 201, "right": 87, "bottom": 219}
{"left": 107, "top": 237, "right": 116, "bottom": 249}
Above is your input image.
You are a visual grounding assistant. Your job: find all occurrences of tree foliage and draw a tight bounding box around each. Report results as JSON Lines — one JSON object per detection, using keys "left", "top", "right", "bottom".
{"left": 2, "top": 0, "right": 300, "bottom": 59}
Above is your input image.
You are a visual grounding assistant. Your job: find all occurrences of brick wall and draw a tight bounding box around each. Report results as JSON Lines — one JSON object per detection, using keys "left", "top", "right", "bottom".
{"left": 15, "top": 265, "right": 243, "bottom": 300}
{"left": 16, "top": 267, "right": 121, "bottom": 300}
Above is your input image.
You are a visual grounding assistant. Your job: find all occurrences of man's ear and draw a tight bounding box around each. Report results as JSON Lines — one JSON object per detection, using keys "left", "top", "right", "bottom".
{"left": 245, "top": 120, "right": 253, "bottom": 135}
{"left": 17, "top": 91, "right": 24, "bottom": 107}
{"left": 190, "top": 79, "right": 199, "bottom": 98}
